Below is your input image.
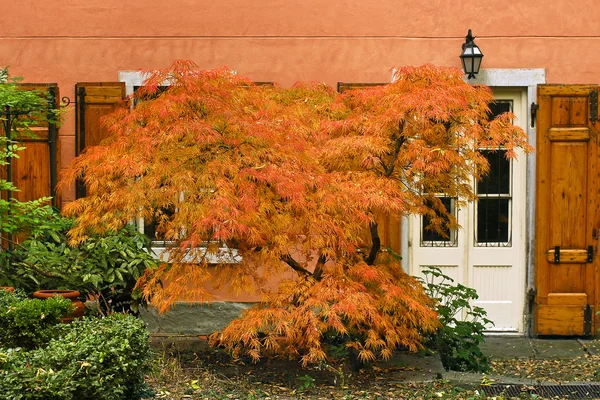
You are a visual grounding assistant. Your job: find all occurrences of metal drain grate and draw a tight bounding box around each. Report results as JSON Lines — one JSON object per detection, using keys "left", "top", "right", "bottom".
{"left": 481, "top": 384, "right": 600, "bottom": 399}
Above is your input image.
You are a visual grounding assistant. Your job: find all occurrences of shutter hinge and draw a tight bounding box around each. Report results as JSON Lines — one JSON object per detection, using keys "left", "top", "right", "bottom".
{"left": 590, "top": 90, "right": 598, "bottom": 123}
{"left": 584, "top": 304, "right": 593, "bottom": 336}
{"left": 530, "top": 102, "right": 539, "bottom": 128}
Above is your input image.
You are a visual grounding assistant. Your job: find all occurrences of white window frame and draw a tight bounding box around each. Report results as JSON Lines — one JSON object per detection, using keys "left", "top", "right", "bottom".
{"left": 119, "top": 70, "right": 241, "bottom": 264}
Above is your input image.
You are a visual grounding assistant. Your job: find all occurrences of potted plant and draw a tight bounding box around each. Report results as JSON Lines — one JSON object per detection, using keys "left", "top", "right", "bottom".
{"left": 33, "top": 289, "right": 85, "bottom": 322}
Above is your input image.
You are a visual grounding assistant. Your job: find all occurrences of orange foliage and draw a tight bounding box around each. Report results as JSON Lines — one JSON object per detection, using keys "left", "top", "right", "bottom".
{"left": 60, "top": 60, "right": 531, "bottom": 365}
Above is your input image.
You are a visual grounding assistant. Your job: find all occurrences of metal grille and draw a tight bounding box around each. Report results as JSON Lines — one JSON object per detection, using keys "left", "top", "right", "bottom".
{"left": 421, "top": 197, "right": 458, "bottom": 247}
{"left": 475, "top": 100, "right": 513, "bottom": 247}
{"left": 482, "top": 384, "right": 600, "bottom": 399}
{"left": 475, "top": 149, "right": 512, "bottom": 247}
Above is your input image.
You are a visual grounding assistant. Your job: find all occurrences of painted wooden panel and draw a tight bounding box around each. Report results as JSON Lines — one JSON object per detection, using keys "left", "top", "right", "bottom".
{"left": 547, "top": 293, "right": 587, "bottom": 306}
{"left": 547, "top": 127, "right": 590, "bottom": 142}
{"left": 411, "top": 88, "right": 528, "bottom": 333}
{"left": 75, "top": 82, "right": 125, "bottom": 198}
{"left": 535, "top": 84, "right": 600, "bottom": 336}
{"left": 0, "top": 84, "right": 60, "bottom": 206}
{"left": 10, "top": 143, "right": 51, "bottom": 203}
{"left": 76, "top": 82, "right": 125, "bottom": 153}
{"left": 471, "top": 265, "right": 520, "bottom": 331}
{"left": 418, "top": 265, "right": 459, "bottom": 283}
{"left": 546, "top": 249, "right": 589, "bottom": 263}
{"left": 537, "top": 305, "right": 585, "bottom": 335}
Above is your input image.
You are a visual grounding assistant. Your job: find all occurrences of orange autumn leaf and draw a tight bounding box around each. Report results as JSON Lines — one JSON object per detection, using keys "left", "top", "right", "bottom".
{"left": 60, "top": 60, "right": 530, "bottom": 365}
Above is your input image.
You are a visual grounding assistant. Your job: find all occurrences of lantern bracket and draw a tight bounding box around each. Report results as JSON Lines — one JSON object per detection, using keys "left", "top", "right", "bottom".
{"left": 530, "top": 102, "right": 539, "bottom": 128}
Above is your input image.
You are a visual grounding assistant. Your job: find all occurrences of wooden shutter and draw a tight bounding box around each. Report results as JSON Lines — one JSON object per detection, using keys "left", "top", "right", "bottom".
{"left": 1, "top": 83, "right": 61, "bottom": 208}
{"left": 535, "top": 84, "right": 600, "bottom": 335}
{"left": 337, "top": 82, "right": 401, "bottom": 254}
{"left": 75, "top": 82, "right": 126, "bottom": 198}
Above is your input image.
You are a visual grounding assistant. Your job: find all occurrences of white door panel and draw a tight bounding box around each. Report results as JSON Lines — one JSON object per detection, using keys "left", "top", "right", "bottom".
{"left": 410, "top": 88, "right": 527, "bottom": 333}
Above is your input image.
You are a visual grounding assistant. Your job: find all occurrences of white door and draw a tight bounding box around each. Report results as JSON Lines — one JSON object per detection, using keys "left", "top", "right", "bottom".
{"left": 409, "top": 88, "right": 527, "bottom": 333}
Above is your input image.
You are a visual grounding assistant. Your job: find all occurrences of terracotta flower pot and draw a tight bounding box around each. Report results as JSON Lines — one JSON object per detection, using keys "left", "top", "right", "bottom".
{"left": 33, "top": 290, "right": 85, "bottom": 322}
{"left": 0, "top": 286, "right": 15, "bottom": 292}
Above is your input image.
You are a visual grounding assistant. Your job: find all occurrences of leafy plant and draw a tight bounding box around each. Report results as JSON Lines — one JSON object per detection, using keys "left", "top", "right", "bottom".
{"left": 1, "top": 211, "right": 158, "bottom": 314}
{"left": 420, "top": 267, "right": 492, "bottom": 372}
{"left": 0, "top": 69, "right": 64, "bottom": 287}
{"left": 0, "top": 68, "right": 61, "bottom": 184}
{"left": 0, "top": 289, "right": 72, "bottom": 350}
{"left": 296, "top": 374, "right": 316, "bottom": 391}
{"left": 0, "top": 314, "right": 154, "bottom": 400}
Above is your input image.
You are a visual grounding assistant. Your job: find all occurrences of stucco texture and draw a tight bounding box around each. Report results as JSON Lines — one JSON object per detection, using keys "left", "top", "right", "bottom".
{"left": 1, "top": 0, "right": 597, "bottom": 200}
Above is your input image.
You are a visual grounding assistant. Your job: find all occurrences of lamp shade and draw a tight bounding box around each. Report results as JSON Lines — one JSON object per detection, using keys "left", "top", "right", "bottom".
{"left": 460, "top": 29, "right": 483, "bottom": 79}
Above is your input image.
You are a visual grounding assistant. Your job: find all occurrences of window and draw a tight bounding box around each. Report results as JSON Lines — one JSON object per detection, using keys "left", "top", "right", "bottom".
{"left": 421, "top": 196, "right": 458, "bottom": 247}
{"left": 118, "top": 75, "right": 269, "bottom": 264}
{"left": 475, "top": 100, "right": 513, "bottom": 247}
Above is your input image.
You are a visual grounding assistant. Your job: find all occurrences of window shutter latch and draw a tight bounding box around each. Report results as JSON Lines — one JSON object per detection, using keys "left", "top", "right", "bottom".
{"left": 590, "top": 90, "right": 598, "bottom": 123}
{"left": 530, "top": 102, "right": 539, "bottom": 128}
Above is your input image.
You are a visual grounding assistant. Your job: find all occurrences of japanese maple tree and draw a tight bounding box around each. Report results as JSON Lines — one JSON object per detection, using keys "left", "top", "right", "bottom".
{"left": 61, "top": 60, "right": 530, "bottom": 365}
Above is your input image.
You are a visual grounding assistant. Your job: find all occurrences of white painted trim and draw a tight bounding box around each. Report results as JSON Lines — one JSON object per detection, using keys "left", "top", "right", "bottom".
{"left": 467, "top": 68, "right": 546, "bottom": 87}
{"left": 400, "top": 215, "right": 409, "bottom": 273}
{"left": 471, "top": 68, "right": 546, "bottom": 336}
{"left": 118, "top": 71, "right": 152, "bottom": 96}
{"left": 150, "top": 246, "right": 242, "bottom": 264}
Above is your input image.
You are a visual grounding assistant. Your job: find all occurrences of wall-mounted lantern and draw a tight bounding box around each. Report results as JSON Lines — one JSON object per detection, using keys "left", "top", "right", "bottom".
{"left": 459, "top": 29, "right": 483, "bottom": 79}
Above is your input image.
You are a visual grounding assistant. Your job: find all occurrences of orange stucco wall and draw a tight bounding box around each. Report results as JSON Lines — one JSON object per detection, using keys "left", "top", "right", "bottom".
{"left": 2, "top": 0, "right": 598, "bottom": 202}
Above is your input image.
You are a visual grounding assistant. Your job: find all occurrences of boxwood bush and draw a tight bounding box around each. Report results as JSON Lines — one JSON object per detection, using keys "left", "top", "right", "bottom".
{"left": 0, "top": 289, "right": 72, "bottom": 350}
{"left": 0, "top": 291, "right": 153, "bottom": 399}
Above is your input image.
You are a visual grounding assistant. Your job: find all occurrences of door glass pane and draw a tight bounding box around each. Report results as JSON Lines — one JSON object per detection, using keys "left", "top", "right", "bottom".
{"left": 477, "top": 198, "right": 510, "bottom": 244}
{"left": 488, "top": 100, "right": 512, "bottom": 119}
{"left": 421, "top": 197, "right": 457, "bottom": 247}
{"left": 477, "top": 150, "right": 510, "bottom": 195}
{"left": 476, "top": 150, "right": 512, "bottom": 246}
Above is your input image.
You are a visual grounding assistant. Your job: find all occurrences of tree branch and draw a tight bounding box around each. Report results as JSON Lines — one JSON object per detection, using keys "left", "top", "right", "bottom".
{"left": 281, "top": 254, "right": 313, "bottom": 277}
{"left": 312, "top": 254, "right": 327, "bottom": 281}
{"left": 365, "top": 221, "right": 380, "bottom": 266}
{"left": 383, "top": 134, "right": 406, "bottom": 178}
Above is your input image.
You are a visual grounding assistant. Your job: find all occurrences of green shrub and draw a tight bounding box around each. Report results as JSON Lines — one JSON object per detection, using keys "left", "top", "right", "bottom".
{"left": 1, "top": 213, "right": 157, "bottom": 314}
{"left": 0, "top": 290, "right": 72, "bottom": 350}
{"left": 419, "top": 267, "right": 492, "bottom": 372}
{"left": 0, "top": 314, "right": 154, "bottom": 400}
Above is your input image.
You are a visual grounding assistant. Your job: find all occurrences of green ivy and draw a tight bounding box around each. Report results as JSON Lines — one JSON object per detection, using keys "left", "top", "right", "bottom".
{"left": 419, "top": 267, "right": 492, "bottom": 372}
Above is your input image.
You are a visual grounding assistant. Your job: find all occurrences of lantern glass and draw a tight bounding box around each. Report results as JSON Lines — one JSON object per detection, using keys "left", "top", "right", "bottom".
{"left": 460, "top": 30, "right": 483, "bottom": 78}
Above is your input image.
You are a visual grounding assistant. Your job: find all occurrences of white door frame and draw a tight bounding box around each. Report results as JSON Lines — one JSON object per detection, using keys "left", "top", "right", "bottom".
{"left": 400, "top": 68, "right": 546, "bottom": 334}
